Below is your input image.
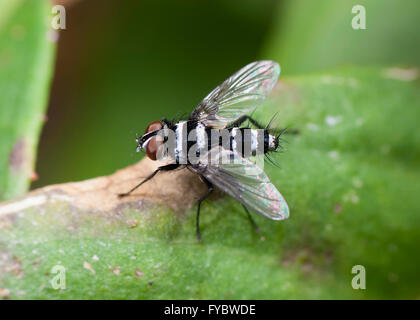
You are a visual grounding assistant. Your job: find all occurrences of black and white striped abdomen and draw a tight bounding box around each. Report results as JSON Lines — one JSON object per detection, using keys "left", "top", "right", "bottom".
{"left": 229, "top": 127, "right": 277, "bottom": 157}
{"left": 173, "top": 121, "right": 278, "bottom": 164}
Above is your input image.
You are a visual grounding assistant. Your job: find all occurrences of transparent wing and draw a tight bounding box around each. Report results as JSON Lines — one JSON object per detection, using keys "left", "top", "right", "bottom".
{"left": 189, "top": 60, "right": 280, "bottom": 129}
{"left": 191, "top": 148, "right": 289, "bottom": 220}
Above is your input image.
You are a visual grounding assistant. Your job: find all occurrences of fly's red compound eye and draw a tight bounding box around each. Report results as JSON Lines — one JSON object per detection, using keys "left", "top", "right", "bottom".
{"left": 145, "top": 137, "right": 162, "bottom": 161}
{"left": 145, "top": 121, "right": 162, "bottom": 133}
{"left": 144, "top": 121, "right": 163, "bottom": 160}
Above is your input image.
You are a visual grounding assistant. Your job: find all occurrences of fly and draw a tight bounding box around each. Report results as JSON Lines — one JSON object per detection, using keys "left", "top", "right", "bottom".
{"left": 119, "top": 61, "right": 291, "bottom": 240}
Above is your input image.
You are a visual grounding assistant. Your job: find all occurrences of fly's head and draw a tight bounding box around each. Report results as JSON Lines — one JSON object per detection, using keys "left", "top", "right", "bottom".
{"left": 136, "top": 121, "right": 163, "bottom": 161}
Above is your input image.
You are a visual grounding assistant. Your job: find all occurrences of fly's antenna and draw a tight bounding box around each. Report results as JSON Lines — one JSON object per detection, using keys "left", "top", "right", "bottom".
{"left": 135, "top": 133, "right": 145, "bottom": 153}
{"left": 135, "top": 132, "right": 141, "bottom": 146}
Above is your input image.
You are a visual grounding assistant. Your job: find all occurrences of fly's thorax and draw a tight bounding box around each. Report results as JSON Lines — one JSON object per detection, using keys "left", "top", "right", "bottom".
{"left": 175, "top": 121, "right": 184, "bottom": 163}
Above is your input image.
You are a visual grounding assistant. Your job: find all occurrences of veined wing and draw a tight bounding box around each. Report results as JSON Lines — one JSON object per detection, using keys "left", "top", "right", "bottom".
{"left": 191, "top": 148, "right": 289, "bottom": 220}
{"left": 189, "top": 61, "right": 280, "bottom": 129}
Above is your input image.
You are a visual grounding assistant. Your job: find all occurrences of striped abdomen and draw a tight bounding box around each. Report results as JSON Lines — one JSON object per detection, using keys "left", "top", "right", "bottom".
{"left": 174, "top": 121, "right": 278, "bottom": 164}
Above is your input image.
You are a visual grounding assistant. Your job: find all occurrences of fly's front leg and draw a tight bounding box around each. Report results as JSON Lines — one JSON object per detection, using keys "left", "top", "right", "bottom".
{"left": 118, "top": 163, "right": 180, "bottom": 198}
{"left": 196, "top": 176, "right": 213, "bottom": 241}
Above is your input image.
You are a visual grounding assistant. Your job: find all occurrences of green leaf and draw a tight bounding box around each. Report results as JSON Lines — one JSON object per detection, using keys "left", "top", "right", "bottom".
{"left": 1, "top": 67, "right": 419, "bottom": 299}
{"left": 0, "top": 0, "right": 56, "bottom": 200}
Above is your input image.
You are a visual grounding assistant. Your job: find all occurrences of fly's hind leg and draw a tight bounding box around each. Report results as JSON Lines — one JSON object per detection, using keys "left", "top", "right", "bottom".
{"left": 242, "top": 205, "right": 259, "bottom": 232}
{"left": 118, "top": 163, "right": 180, "bottom": 198}
{"left": 229, "top": 115, "right": 265, "bottom": 129}
{"left": 196, "top": 176, "right": 213, "bottom": 241}
{"left": 231, "top": 115, "right": 300, "bottom": 135}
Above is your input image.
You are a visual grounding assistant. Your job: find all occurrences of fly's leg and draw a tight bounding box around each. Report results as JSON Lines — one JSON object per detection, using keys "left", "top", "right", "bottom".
{"left": 230, "top": 115, "right": 300, "bottom": 135}
{"left": 242, "top": 205, "right": 259, "bottom": 232}
{"left": 196, "top": 176, "right": 213, "bottom": 241}
{"left": 229, "top": 115, "right": 265, "bottom": 129}
{"left": 118, "top": 163, "right": 180, "bottom": 198}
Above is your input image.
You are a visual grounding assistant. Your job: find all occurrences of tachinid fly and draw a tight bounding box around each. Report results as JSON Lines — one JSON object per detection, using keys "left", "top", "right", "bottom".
{"left": 119, "top": 61, "right": 290, "bottom": 240}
